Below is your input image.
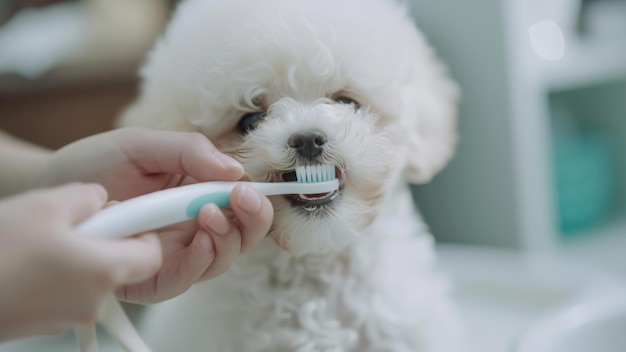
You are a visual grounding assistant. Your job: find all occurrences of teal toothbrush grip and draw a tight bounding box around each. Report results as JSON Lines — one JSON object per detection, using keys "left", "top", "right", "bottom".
{"left": 186, "top": 192, "right": 231, "bottom": 218}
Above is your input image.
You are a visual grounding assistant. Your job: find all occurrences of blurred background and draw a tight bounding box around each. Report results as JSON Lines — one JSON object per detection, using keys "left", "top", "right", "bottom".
{"left": 0, "top": 0, "right": 174, "bottom": 148}
{"left": 408, "top": 1, "right": 626, "bottom": 351}
{"left": 1, "top": 0, "right": 626, "bottom": 351}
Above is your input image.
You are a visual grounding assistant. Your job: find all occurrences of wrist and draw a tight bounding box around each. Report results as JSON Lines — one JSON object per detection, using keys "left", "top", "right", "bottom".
{"left": 0, "top": 132, "right": 52, "bottom": 196}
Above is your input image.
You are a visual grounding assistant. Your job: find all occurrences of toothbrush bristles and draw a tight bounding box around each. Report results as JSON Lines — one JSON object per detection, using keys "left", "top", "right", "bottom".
{"left": 295, "top": 164, "right": 336, "bottom": 183}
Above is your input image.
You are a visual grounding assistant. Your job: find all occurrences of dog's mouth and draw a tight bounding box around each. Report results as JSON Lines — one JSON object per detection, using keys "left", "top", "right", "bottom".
{"left": 279, "top": 166, "right": 344, "bottom": 208}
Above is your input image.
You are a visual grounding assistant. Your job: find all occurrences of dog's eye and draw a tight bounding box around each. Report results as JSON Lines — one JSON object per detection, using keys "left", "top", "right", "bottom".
{"left": 335, "top": 97, "right": 360, "bottom": 111}
{"left": 237, "top": 112, "right": 265, "bottom": 134}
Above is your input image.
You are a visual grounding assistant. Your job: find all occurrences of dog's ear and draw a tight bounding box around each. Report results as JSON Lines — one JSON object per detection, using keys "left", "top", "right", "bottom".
{"left": 402, "top": 58, "right": 459, "bottom": 185}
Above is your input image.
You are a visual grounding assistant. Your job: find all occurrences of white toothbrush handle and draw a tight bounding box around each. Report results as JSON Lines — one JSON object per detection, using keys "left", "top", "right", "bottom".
{"left": 76, "top": 180, "right": 338, "bottom": 239}
{"left": 76, "top": 182, "right": 235, "bottom": 239}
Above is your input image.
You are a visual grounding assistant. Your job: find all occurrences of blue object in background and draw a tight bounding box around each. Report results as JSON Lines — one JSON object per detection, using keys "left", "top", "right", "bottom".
{"left": 554, "top": 131, "right": 617, "bottom": 234}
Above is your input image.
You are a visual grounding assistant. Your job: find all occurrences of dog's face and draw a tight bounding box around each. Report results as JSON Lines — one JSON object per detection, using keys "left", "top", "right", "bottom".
{"left": 228, "top": 96, "right": 394, "bottom": 256}
{"left": 121, "top": 0, "right": 458, "bottom": 256}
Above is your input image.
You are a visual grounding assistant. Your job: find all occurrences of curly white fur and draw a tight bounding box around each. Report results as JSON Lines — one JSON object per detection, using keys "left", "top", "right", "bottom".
{"left": 119, "top": 0, "right": 465, "bottom": 350}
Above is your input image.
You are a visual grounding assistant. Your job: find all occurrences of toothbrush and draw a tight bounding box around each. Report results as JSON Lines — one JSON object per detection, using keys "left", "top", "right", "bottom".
{"left": 76, "top": 164, "right": 338, "bottom": 239}
{"left": 75, "top": 165, "right": 337, "bottom": 352}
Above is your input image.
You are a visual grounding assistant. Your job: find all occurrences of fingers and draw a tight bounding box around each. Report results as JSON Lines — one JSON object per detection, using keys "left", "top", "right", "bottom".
{"left": 41, "top": 183, "right": 108, "bottom": 224}
{"left": 115, "top": 228, "right": 215, "bottom": 303}
{"left": 228, "top": 184, "right": 274, "bottom": 253}
{"left": 196, "top": 204, "right": 242, "bottom": 280}
{"left": 196, "top": 184, "right": 273, "bottom": 280}
{"left": 80, "top": 233, "right": 163, "bottom": 287}
{"left": 114, "top": 128, "right": 244, "bottom": 182}
{"left": 114, "top": 184, "right": 273, "bottom": 303}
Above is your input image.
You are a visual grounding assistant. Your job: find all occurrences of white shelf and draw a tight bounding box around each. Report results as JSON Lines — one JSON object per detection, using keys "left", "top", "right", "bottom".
{"left": 407, "top": 0, "right": 626, "bottom": 257}
{"left": 542, "top": 36, "right": 626, "bottom": 91}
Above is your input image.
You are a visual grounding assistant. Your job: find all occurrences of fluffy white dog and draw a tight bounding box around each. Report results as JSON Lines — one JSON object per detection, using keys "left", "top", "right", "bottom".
{"left": 120, "top": 0, "right": 464, "bottom": 350}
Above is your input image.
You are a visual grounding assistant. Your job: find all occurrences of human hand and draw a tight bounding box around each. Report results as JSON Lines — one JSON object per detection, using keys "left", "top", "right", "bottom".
{"left": 32, "top": 127, "right": 244, "bottom": 201}
{"left": 32, "top": 128, "right": 274, "bottom": 304}
{"left": 0, "top": 183, "right": 161, "bottom": 341}
{"left": 116, "top": 183, "right": 273, "bottom": 303}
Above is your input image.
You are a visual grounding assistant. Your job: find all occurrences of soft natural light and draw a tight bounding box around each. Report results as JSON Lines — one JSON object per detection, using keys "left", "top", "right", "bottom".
{"left": 528, "top": 20, "right": 565, "bottom": 61}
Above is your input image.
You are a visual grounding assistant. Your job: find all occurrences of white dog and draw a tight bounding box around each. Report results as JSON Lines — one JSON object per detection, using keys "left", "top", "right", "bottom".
{"left": 119, "top": 0, "right": 464, "bottom": 350}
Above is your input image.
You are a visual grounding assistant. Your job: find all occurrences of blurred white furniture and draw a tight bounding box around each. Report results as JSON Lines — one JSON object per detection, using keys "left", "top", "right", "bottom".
{"left": 437, "top": 244, "right": 626, "bottom": 352}
{"left": 513, "top": 292, "right": 626, "bottom": 352}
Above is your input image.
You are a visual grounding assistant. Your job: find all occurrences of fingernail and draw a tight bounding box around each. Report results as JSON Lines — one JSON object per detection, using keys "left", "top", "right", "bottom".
{"left": 216, "top": 153, "right": 242, "bottom": 170}
{"left": 237, "top": 184, "right": 262, "bottom": 214}
{"left": 206, "top": 205, "right": 230, "bottom": 236}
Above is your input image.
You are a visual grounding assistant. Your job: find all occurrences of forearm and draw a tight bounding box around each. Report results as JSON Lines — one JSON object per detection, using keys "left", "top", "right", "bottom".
{"left": 0, "top": 131, "right": 51, "bottom": 197}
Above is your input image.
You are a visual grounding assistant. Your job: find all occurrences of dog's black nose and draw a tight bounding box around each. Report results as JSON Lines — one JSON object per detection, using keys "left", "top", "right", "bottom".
{"left": 288, "top": 130, "right": 327, "bottom": 160}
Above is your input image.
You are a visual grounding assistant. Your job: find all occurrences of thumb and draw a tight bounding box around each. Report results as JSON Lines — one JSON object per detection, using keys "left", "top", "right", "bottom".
{"left": 46, "top": 183, "right": 108, "bottom": 224}
{"left": 81, "top": 233, "right": 163, "bottom": 286}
